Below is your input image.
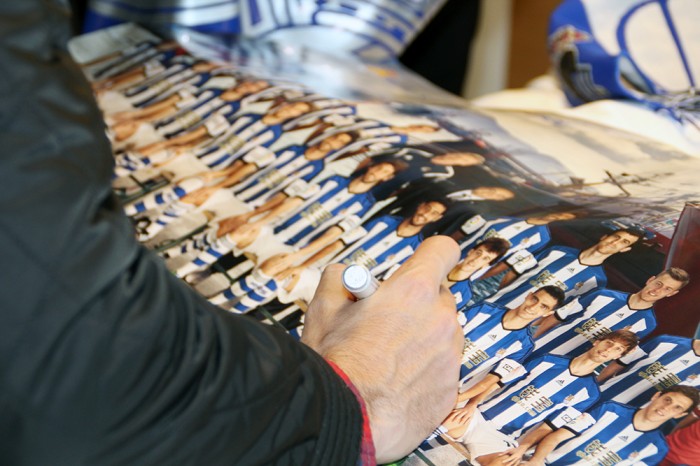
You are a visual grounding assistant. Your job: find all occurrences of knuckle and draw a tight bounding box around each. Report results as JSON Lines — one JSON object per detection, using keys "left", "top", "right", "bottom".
{"left": 397, "top": 275, "right": 435, "bottom": 301}
{"left": 305, "top": 299, "right": 327, "bottom": 320}
{"left": 323, "top": 263, "right": 346, "bottom": 276}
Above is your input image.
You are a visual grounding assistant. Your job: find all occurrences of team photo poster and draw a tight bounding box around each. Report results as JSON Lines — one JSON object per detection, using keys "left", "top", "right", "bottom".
{"left": 70, "top": 25, "right": 700, "bottom": 465}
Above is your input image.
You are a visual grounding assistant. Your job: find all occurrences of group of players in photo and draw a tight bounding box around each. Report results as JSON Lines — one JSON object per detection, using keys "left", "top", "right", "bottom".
{"left": 82, "top": 38, "right": 700, "bottom": 466}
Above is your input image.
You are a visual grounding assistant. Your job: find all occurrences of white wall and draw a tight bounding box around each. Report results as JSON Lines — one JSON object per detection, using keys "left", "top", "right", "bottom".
{"left": 462, "top": 0, "right": 513, "bottom": 99}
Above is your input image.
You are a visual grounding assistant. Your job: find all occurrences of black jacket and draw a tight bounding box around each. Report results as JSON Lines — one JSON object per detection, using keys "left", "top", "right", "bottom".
{"left": 0, "top": 2, "right": 362, "bottom": 464}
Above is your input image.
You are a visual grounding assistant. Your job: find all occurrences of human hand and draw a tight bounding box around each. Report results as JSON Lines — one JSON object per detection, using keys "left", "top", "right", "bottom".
{"left": 497, "top": 445, "right": 529, "bottom": 466}
{"left": 260, "top": 252, "right": 300, "bottom": 277}
{"left": 138, "top": 141, "right": 168, "bottom": 156}
{"left": 445, "top": 402, "right": 477, "bottom": 427}
{"left": 112, "top": 120, "right": 140, "bottom": 141}
{"left": 91, "top": 80, "right": 110, "bottom": 92}
{"left": 230, "top": 222, "right": 262, "bottom": 249}
{"left": 302, "top": 236, "right": 463, "bottom": 462}
{"left": 198, "top": 170, "right": 226, "bottom": 183}
{"left": 110, "top": 109, "right": 138, "bottom": 122}
{"left": 279, "top": 266, "right": 304, "bottom": 291}
{"left": 520, "top": 460, "right": 545, "bottom": 466}
{"left": 181, "top": 185, "right": 218, "bottom": 206}
{"left": 216, "top": 213, "right": 252, "bottom": 237}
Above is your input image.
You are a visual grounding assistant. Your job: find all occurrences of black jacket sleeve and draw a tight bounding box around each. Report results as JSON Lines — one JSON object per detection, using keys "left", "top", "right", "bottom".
{"left": 0, "top": 2, "right": 362, "bottom": 465}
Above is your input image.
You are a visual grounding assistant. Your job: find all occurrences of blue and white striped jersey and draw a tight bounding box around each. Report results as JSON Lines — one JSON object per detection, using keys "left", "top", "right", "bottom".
{"left": 232, "top": 145, "right": 327, "bottom": 204}
{"left": 167, "top": 85, "right": 299, "bottom": 146}
{"left": 480, "top": 354, "right": 600, "bottom": 437}
{"left": 333, "top": 215, "right": 424, "bottom": 278}
{"left": 196, "top": 102, "right": 352, "bottom": 170}
{"left": 160, "top": 150, "right": 321, "bottom": 258}
{"left": 196, "top": 112, "right": 277, "bottom": 169}
{"left": 546, "top": 401, "right": 668, "bottom": 465}
{"left": 457, "top": 303, "right": 534, "bottom": 387}
{"left": 273, "top": 175, "right": 376, "bottom": 246}
{"left": 174, "top": 174, "right": 371, "bottom": 274}
{"left": 531, "top": 288, "right": 656, "bottom": 359}
{"left": 599, "top": 335, "right": 700, "bottom": 407}
{"left": 119, "top": 50, "right": 189, "bottom": 96}
{"left": 91, "top": 40, "right": 161, "bottom": 80}
{"left": 132, "top": 69, "right": 214, "bottom": 109}
{"left": 449, "top": 279, "right": 473, "bottom": 311}
{"left": 220, "top": 214, "right": 423, "bottom": 312}
{"left": 209, "top": 269, "right": 279, "bottom": 314}
{"left": 487, "top": 246, "right": 607, "bottom": 309}
{"left": 124, "top": 177, "right": 204, "bottom": 215}
{"left": 154, "top": 87, "right": 228, "bottom": 137}
{"left": 459, "top": 216, "right": 551, "bottom": 273}
{"left": 155, "top": 83, "right": 287, "bottom": 138}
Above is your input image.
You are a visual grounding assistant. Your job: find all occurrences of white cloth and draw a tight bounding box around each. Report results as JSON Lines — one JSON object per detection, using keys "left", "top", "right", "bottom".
{"left": 454, "top": 410, "right": 519, "bottom": 460}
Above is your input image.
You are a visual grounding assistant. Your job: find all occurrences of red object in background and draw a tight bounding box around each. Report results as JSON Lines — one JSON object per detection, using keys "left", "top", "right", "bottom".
{"left": 654, "top": 203, "right": 700, "bottom": 338}
{"left": 659, "top": 408, "right": 700, "bottom": 466}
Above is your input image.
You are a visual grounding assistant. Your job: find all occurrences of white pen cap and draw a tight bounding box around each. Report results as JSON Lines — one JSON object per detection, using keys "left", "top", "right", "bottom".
{"left": 342, "top": 264, "right": 379, "bottom": 300}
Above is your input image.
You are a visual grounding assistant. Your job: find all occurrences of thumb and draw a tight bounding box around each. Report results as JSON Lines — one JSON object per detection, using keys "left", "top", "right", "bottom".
{"left": 302, "top": 263, "right": 354, "bottom": 349}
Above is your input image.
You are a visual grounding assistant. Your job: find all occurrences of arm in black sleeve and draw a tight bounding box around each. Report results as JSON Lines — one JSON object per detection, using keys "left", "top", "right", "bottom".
{"left": 0, "top": 2, "right": 362, "bottom": 465}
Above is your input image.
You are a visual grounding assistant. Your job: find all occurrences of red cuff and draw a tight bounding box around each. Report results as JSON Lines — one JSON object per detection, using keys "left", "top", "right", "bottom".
{"left": 326, "top": 360, "right": 377, "bottom": 466}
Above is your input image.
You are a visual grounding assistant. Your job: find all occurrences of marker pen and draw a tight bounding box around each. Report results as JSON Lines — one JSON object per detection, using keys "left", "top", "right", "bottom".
{"left": 342, "top": 264, "right": 379, "bottom": 299}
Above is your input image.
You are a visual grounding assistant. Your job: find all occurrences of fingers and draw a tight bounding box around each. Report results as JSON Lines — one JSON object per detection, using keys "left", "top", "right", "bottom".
{"left": 383, "top": 236, "right": 459, "bottom": 296}
{"left": 260, "top": 254, "right": 281, "bottom": 267}
{"left": 498, "top": 447, "right": 526, "bottom": 466}
{"left": 444, "top": 410, "right": 461, "bottom": 424}
{"left": 303, "top": 264, "right": 355, "bottom": 350}
{"left": 497, "top": 451, "right": 516, "bottom": 466}
{"left": 447, "top": 407, "right": 467, "bottom": 424}
{"left": 277, "top": 267, "right": 295, "bottom": 281}
{"left": 455, "top": 410, "right": 470, "bottom": 426}
{"left": 301, "top": 240, "right": 462, "bottom": 460}
{"left": 282, "top": 270, "right": 301, "bottom": 292}
{"left": 216, "top": 215, "right": 243, "bottom": 236}
{"left": 422, "top": 284, "right": 463, "bottom": 356}
{"left": 264, "top": 255, "right": 296, "bottom": 278}
{"left": 438, "top": 281, "right": 460, "bottom": 319}
{"left": 307, "top": 263, "right": 354, "bottom": 315}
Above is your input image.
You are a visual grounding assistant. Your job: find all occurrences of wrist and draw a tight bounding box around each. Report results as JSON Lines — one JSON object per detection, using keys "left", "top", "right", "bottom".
{"left": 465, "top": 398, "right": 479, "bottom": 409}
{"left": 325, "top": 360, "right": 377, "bottom": 465}
{"left": 517, "top": 438, "right": 535, "bottom": 451}
{"left": 324, "top": 353, "right": 402, "bottom": 463}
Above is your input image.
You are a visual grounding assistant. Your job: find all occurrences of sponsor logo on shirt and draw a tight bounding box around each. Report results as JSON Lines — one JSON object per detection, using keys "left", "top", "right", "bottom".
{"left": 575, "top": 439, "right": 622, "bottom": 464}
{"left": 511, "top": 385, "right": 553, "bottom": 416}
